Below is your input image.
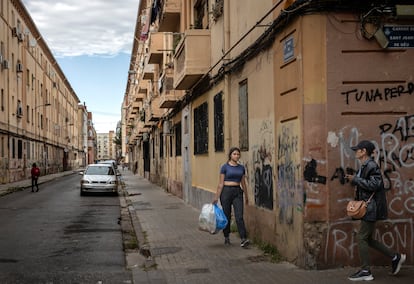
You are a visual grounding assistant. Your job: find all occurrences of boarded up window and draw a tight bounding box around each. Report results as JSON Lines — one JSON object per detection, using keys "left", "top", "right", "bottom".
{"left": 194, "top": 102, "right": 208, "bottom": 154}
{"left": 214, "top": 92, "right": 224, "bottom": 152}
{"left": 239, "top": 80, "right": 248, "bottom": 151}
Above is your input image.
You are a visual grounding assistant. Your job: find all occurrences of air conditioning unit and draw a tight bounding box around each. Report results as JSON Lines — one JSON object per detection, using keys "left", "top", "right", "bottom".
{"left": 16, "top": 63, "right": 23, "bottom": 72}
{"left": 2, "top": 60, "right": 9, "bottom": 69}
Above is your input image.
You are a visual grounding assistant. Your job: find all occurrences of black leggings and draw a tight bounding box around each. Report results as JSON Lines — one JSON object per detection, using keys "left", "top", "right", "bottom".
{"left": 220, "top": 185, "right": 247, "bottom": 239}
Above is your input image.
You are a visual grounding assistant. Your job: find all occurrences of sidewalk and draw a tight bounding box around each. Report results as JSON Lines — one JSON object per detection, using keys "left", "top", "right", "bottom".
{"left": 120, "top": 170, "right": 413, "bottom": 284}
{"left": 0, "top": 170, "right": 77, "bottom": 197}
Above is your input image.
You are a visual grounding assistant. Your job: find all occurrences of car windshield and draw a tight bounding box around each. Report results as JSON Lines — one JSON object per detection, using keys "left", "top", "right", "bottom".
{"left": 85, "top": 166, "right": 114, "bottom": 175}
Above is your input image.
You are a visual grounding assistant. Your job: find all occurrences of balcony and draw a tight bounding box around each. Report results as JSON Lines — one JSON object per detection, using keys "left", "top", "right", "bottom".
{"left": 158, "top": 0, "right": 181, "bottom": 32}
{"left": 138, "top": 81, "right": 148, "bottom": 96}
{"left": 131, "top": 100, "right": 141, "bottom": 113}
{"left": 148, "top": 32, "right": 164, "bottom": 64}
{"left": 159, "top": 71, "right": 184, "bottom": 108}
{"left": 174, "top": 29, "right": 211, "bottom": 90}
{"left": 148, "top": 96, "right": 164, "bottom": 121}
{"left": 143, "top": 63, "right": 155, "bottom": 80}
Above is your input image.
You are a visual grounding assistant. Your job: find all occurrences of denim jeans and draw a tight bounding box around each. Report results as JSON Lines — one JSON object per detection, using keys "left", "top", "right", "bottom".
{"left": 31, "top": 177, "right": 39, "bottom": 191}
{"left": 220, "top": 185, "right": 247, "bottom": 239}
{"left": 358, "top": 220, "right": 394, "bottom": 269}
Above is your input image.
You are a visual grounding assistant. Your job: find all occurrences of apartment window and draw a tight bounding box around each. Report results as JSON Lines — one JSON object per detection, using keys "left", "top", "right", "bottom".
{"left": 152, "top": 138, "right": 155, "bottom": 159}
{"left": 1, "top": 89, "right": 4, "bottom": 111}
{"left": 160, "top": 132, "right": 164, "bottom": 158}
{"left": 12, "top": 138, "right": 15, "bottom": 159}
{"left": 239, "top": 80, "right": 249, "bottom": 151}
{"left": 27, "top": 142, "right": 31, "bottom": 159}
{"left": 1, "top": 137, "right": 4, "bottom": 158}
{"left": 18, "top": 140, "right": 23, "bottom": 159}
{"left": 194, "top": 102, "right": 208, "bottom": 154}
{"left": 194, "top": 0, "right": 208, "bottom": 29}
{"left": 26, "top": 105, "right": 29, "bottom": 123}
{"left": 214, "top": 92, "right": 224, "bottom": 152}
{"left": 169, "top": 136, "right": 173, "bottom": 157}
{"left": 175, "top": 122, "right": 182, "bottom": 156}
{"left": 26, "top": 69, "right": 30, "bottom": 86}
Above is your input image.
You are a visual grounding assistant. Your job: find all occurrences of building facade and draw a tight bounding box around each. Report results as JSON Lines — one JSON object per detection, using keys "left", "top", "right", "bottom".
{"left": 96, "top": 132, "right": 116, "bottom": 161}
{"left": 0, "top": 0, "right": 91, "bottom": 181}
{"left": 123, "top": 0, "right": 414, "bottom": 269}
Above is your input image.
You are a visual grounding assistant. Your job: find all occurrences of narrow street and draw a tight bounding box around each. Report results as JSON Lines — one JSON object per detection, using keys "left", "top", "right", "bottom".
{"left": 0, "top": 174, "right": 132, "bottom": 284}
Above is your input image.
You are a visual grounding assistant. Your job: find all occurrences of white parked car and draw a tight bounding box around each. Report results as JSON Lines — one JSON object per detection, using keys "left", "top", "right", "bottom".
{"left": 80, "top": 163, "right": 120, "bottom": 196}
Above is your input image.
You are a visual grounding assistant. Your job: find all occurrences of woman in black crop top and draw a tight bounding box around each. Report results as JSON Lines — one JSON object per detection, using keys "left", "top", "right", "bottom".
{"left": 213, "top": 147, "right": 249, "bottom": 248}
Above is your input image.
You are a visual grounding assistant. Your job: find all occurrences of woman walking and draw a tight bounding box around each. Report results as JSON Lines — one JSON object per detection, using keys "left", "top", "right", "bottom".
{"left": 345, "top": 140, "right": 405, "bottom": 281}
{"left": 213, "top": 147, "right": 249, "bottom": 247}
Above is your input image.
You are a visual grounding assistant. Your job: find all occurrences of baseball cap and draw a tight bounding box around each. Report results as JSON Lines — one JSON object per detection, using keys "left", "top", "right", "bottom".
{"left": 351, "top": 140, "right": 375, "bottom": 155}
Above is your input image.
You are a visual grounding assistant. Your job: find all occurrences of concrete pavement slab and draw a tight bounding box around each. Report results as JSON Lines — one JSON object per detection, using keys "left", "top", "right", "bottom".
{"left": 120, "top": 169, "right": 414, "bottom": 284}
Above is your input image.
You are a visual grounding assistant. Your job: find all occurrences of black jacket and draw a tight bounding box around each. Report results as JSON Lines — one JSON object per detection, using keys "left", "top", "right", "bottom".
{"left": 351, "top": 158, "right": 388, "bottom": 221}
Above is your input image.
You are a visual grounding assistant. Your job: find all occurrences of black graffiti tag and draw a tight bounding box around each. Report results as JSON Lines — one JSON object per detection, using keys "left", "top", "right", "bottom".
{"left": 341, "top": 82, "right": 414, "bottom": 105}
{"left": 379, "top": 114, "right": 414, "bottom": 142}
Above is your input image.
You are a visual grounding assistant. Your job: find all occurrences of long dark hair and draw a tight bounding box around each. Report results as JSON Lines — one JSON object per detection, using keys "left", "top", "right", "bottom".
{"left": 228, "top": 147, "right": 241, "bottom": 161}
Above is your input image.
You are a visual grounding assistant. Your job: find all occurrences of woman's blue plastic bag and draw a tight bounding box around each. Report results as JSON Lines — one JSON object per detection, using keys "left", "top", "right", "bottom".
{"left": 214, "top": 204, "right": 228, "bottom": 232}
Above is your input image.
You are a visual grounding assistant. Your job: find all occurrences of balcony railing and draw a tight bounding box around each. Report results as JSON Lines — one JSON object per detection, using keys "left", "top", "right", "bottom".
{"left": 158, "top": 0, "right": 181, "bottom": 32}
{"left": 174, "top": 29, "right": 211, "bottom": 90}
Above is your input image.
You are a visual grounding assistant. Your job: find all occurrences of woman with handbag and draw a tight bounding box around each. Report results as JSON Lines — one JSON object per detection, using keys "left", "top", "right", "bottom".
{"left": 345, "top": 140, "right": 406, "bottom": 281}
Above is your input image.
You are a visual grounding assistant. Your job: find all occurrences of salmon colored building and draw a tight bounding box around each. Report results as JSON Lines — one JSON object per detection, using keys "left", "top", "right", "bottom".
{"left": 123, "top": 0, "right": 414, "bottom": 268}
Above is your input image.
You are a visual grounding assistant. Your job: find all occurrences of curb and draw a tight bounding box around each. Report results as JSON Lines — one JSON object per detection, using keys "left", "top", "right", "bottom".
{"left": 120, "top": 180, "right": 167, "bottom": 283}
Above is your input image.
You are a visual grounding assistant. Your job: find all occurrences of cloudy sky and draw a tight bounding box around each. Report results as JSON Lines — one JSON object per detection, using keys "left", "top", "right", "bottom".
{"left": 21, "top": 0, "right": 140, "bottom": 133}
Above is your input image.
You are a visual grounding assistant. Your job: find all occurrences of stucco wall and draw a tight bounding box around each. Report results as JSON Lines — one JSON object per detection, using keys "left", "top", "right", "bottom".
{"left": 318, "top": 13, "right": 413, "bottom": 267}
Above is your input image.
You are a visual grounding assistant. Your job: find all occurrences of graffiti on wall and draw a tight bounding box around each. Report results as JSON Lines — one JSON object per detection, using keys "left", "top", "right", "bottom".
{"left": 325, "top": 218, "right": 412, "bottom": 264}
{"left": 252, "top": 120, "right": 274, "bottom": 210}
{"left": 303, "top": 157, "right": 327, "bottom": 209}
{"left": 325, "top": 114, "right": 414, "bottom": 263}
{"left": 341, "top": 82, "right": 414, "bottom": 105}
{"left": 277, "top": 120, "right": 301, "bottom": 224}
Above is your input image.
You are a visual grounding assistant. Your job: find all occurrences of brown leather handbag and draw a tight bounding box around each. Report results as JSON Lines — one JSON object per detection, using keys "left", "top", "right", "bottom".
{"left": 347, "top": 193, "right": 374, "bottom": 219}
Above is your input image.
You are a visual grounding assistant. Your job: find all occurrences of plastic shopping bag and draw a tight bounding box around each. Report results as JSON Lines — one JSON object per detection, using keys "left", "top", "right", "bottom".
{"left": 214, "top": 204, "right": 228, "bottom": 232}
{"left": 199, "top": 203, "right": 216, "bottom": 234}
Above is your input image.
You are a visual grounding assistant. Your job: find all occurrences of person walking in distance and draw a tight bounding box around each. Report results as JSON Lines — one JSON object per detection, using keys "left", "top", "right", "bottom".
{"left": 31, "top": 163, "right": 40, "bottom": 192}
{"left": 213, "top": 147, "right": 249, "bottom": 248}
{"left": 345, "top": 140, "right": 406, "bottom": 281}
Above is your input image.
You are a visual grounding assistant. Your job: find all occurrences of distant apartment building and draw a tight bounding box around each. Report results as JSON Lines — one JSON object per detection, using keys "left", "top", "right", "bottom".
{"left": 0, "top": 0, "right": 93, "bottom": 181}
{"left": 96, "top": 132, "right": 115, "bottom": 161}
{"left": 122, "top": 0, "right": 414, "bottom": 268}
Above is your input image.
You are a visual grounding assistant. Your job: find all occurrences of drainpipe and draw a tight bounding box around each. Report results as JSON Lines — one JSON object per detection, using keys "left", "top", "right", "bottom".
{"left": 224, "top": 0, "right": 231, "bottom": 150}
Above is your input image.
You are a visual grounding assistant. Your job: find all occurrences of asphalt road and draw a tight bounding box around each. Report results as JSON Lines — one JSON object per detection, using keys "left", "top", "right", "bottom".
{"left": 0, "top": 174, "right": 132, "bottom": 284}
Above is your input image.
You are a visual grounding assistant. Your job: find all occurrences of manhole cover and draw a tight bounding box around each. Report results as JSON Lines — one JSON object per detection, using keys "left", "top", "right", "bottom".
{"left": 186, "top": 268, "right": 210, "bottom": 274}
{"left": 151, "top": 246, "right": 182, "bottom": 256}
